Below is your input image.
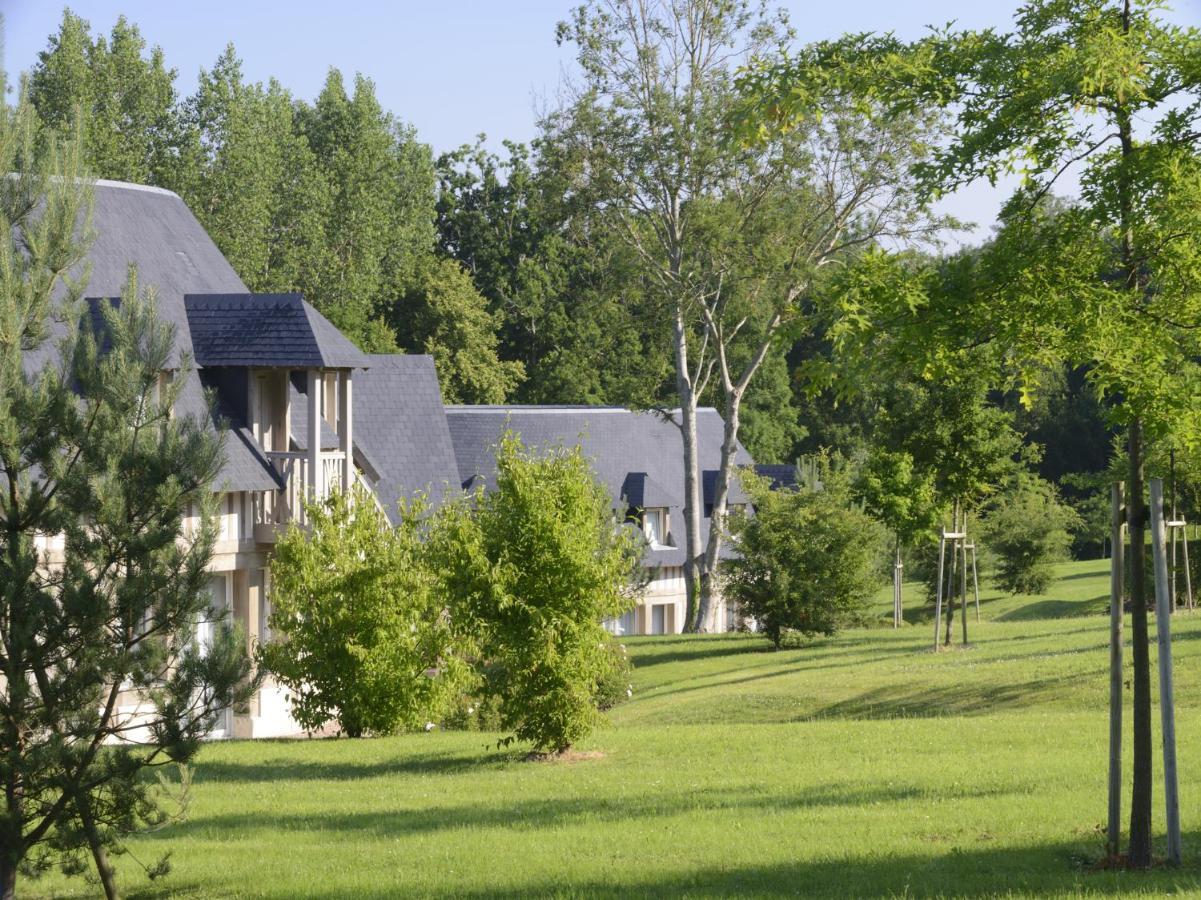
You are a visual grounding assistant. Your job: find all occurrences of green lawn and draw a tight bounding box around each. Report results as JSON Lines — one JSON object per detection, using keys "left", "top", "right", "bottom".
{"left": 36, "top": 558, "right": 1201, "bottom": 898}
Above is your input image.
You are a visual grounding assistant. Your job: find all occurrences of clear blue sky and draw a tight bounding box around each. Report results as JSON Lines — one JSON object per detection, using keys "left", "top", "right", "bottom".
{"left": 5, "top": 0, "right": 1201, "bottom": 242}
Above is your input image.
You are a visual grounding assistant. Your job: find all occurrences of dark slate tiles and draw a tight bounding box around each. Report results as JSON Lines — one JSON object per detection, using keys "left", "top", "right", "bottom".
{"left": 444, "top": 405, "right": 755, "bottom": 566}
{"left": 184, "top": 293, "right": 368, "bottom": 369}
{"left": 352, "top": 355, "right": 463, "bottom": 524}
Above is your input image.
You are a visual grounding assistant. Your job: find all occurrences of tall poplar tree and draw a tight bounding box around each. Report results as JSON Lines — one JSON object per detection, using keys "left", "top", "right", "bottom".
{"left": 178, "top": 45, "right": 332, "bottom": 297}
{"left": 28, "top": 10, "right": 183, "bottom": 185}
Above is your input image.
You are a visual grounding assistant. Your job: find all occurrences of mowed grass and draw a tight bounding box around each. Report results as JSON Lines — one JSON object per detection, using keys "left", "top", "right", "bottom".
{"left": 36, "top": 558, "right": 1201, "bottom": 898}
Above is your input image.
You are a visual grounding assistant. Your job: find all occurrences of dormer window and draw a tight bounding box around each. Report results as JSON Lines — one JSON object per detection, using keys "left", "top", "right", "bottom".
{"left": 643, "top": 507, "right": 668, "bottom": 548}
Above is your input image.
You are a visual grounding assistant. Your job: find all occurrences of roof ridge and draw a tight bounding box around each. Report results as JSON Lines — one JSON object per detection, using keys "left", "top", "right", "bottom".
{"left": 445, "top": 405, "right": 722, "bottom": 414}
{"left": 94, "top": 179, "right": 180, "bottom": 198}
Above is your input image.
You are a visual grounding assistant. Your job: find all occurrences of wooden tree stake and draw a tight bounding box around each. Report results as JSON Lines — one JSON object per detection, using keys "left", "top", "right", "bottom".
{"left": 1150, "top": 478, "right": 1182, "bottom": 865}
{"left": 933, "top": 530, "right": 946, "bottom": 651}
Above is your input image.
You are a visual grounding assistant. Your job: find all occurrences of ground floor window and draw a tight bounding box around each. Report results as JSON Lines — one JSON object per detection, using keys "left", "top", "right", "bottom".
{"left": 604, "top": 608, "right": 636, "bottom": 636}
{"left": 651, "top": 603, "right": 673, "bottom": 635}
{"left": 197, "top": 573, "right": 231, "bottom": 737}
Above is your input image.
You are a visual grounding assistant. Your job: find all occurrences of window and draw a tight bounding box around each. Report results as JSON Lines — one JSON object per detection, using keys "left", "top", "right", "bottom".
{"left": 643, "top": 508, "right": 667, "bottom": 547}
{"left": 651, "top": 603, "right": 670, "bottom": 635}
{"left": 197, "top": 573, "right": 230, "bottom": 657}
{"left": 604, "top": 609, "right": 636, "bottom": 636}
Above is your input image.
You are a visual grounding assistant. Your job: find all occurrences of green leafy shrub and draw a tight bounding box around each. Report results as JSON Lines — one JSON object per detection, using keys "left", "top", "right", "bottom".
{"left": 981, "top": 474, "right": 1080, "bottom": 595}
{"left": 260, "top": 486, "right": 470, "bottom": 737}
{"left": 594, "top": 642, "right": 635, "bottom": 711}
{"left": 723, "top": 466, "right": 884, "bottom": 649}
{"left": 431, "top": 434, "right": 642, "bottom": 753}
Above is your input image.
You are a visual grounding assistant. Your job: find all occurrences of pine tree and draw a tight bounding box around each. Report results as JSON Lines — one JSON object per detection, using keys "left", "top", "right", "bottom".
{"left": 0, "top": 85, "right": 255, "bottom": 900}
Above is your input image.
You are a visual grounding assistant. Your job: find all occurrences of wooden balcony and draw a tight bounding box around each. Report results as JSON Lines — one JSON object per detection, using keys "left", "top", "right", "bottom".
{"left": 252, "top": 449, "right": 348, "bottom": 542}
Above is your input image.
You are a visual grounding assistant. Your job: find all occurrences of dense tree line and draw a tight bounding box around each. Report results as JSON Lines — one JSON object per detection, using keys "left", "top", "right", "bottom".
{"left": 27, "top": 12, "right": 518, "bottom": 403}
{"left": 22, "top": 9, "right": 1125, "bottom": 478}
{"left": 22, "top": 9, "right": 816, "bottom": 465}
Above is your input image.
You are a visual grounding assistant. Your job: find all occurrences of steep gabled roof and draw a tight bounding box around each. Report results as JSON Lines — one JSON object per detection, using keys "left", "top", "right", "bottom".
{"left": 184, "top": 293, "right": 369, "bottom": 369}
{"left": 83, "top": 181, "right": 250, "bottom": 366}
{"left": 353, "top": 355, "right": 461, "bottom": 523}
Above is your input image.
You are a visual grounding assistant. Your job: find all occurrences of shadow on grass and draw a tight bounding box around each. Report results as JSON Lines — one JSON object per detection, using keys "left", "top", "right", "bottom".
{"left": 625, "top": 634, "right": 766, "bottom": 668}
{"left": 631, "top": 634, "right": 1109, "bottom": 719}
{"left": 144, "top": 778, "right": 1013, "bottom": 843}
{"left": 996, "top": 594, "right": 1110, "bottom": 621}
{"left": 632, "top": 641, "right": 926, "bottom": 707}
{"left": 193, "top": 747, "right": 515, "bottom": 784}
{"left": 1056, "top": 567, "right": 1111, "bottom": 583}
{"left": 401, "top": 840, "right": 1201, "bottom": 899}
{"left": 122, "top": 831, "right": 1201, "bottom": 899}
{"left": 796, "top": 668, "right": 1101, "bottom": 721}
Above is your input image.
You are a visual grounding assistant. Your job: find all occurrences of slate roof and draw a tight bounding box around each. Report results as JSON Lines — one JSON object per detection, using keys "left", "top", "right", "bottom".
{"left": 352, "top": 355, "right": 462, "bottom": 523}
{"left": 188, "top": 371, "right": 282, "bottom": 492}
{"left": 24, "top": 182, "right": 280, "bottom": 492}
{"left": 66, "top": 181, "right": 247, "bottom": 368}
{"left": 184, "top": 293, "right": 369, "bottom": 369}
{"left": 445, "top": 405, "right": 754, "bottom": 566}
{"left": 621, "top": 472, "right": 677, "bottom": 509}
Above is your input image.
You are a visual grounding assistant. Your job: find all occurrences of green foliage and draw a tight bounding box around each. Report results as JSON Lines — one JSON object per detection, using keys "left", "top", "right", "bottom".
{"left": 855, "top": 448, "right": 940, "bottom": 548}
{"left": 746, "top": 2, "right": 1201, "bottom": 864}
{"left": 295, "top": 69, "right": 435, "bottom": 351}
{"left": 177, "top": 46, "right": 332, "bottom": 301}
{"left": 593, "top": 642, "right": 635, "bottom": 712}
{"left": 981, "top": 475, "right": 1081, "bottom": 596}
{"left": 28, "top": 11, "right": 182, "bottom": 184}
{"left": 436, "top": 137, "right": 668, "bottom": 407}
{"left": 724, "top": 469, "right": 884, "bottom": 649}
{"left": 0, "top": 88, "right": 254, "bottom": 897}
{"left": 261, "top": 487, "right": 469, "bottom": 738}
{"left": 730, "top": 342, "right": 805, "bottom": 464}
{"left": 431, "top": 434, "right": 642, "bottom": 752}
{"left": 392, "top": 255, "right": 524, "bottom": 404}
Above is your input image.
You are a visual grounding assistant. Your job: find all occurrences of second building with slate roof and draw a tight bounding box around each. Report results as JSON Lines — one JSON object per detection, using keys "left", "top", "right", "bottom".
{"left": 446, "top": 405, "right": 753, "bottom": 635}
{"left": 39, "top": 179, "right": 755, "bottom": 740}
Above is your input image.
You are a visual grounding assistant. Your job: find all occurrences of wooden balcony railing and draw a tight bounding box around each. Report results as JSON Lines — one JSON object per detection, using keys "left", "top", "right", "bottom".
{"left": 252, "top": 449, "right": 348, "bottom": 542}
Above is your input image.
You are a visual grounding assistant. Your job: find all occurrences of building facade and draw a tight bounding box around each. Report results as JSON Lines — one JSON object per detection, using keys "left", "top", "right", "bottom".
{"left": 43, "top": 180, "right": 754, "bottom": 738}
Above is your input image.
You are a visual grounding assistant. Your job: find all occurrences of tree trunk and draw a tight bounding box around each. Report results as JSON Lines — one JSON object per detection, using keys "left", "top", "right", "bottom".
{"left": 76, "top": 791, "right": 120, "bottom": 900}
{"left": 673, "top": 312, "right": 705, "bottom": 633}
{"left": 1127, "top": 419, "right": 1153, "bottom": 868}
{"left": 697, "top": 391, "right": 743, "bottom": 632}
{"left": 1107, "top": 482, "right": 1125, "bottom": 859}
{"left": 2, "top": 715, "right": 22, "bottom": 900}
{"left": 0, "top": 861, "right": 14, "bottom": 900}
{"left": 894, "top": 537, "right": 903, "bottom": 629}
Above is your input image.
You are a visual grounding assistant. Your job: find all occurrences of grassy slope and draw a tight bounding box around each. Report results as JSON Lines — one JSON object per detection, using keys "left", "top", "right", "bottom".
{"left": 37, "top": 559, "right": 1201, "bottom": 898}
